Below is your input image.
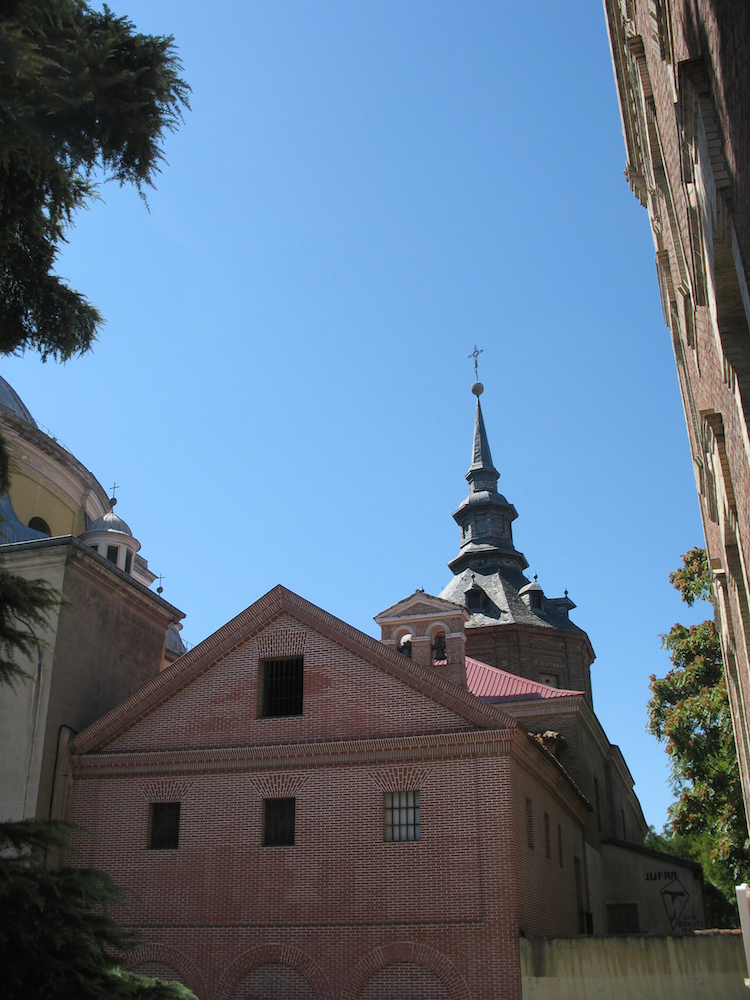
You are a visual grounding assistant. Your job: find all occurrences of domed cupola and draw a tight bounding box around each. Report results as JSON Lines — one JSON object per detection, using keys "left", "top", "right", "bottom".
{"left": 0, "top": 376, "right": 38, "bottom": 428}
{"left": 79, "top": 498, "right": 141, "bottom": 575}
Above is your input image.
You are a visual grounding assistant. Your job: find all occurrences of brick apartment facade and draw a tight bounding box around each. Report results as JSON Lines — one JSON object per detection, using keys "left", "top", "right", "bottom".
{"left": 603, "top": 0, "right": 750, "bottom": 828}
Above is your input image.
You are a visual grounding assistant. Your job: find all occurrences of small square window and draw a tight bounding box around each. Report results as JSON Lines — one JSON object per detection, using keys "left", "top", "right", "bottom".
{"left": 384, "top": 791, "right": 420, "bottom": 842}
{"left": 261, "top": 658, "right": 303, "bottom": 717}
{"left": 264, "top": 798, "right": 295, "bottom": 846}
{"left": 150, "top": 802, "right": 180, "bottom": 850}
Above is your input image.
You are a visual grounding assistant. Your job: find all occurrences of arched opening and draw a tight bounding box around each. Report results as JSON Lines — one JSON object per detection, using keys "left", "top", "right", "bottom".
{"left": 230, "top": 963, "right": 316, "bottom": 1000}
{"left": 28, "top": 516, "right": 50, "bottom": 536}
{"left": 360, "top": 962, "right": 451, "bottom": 1000}
{"left": 431, "top": 631, "right": 447, "bottom": 664}
{"left": 398, "top": 633, "right": 412, "bottom": 658}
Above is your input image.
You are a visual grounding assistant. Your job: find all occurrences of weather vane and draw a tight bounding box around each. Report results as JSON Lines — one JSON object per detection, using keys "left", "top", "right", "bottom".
{"left": 468, "top": 344, "right": 483, "bottom": 380}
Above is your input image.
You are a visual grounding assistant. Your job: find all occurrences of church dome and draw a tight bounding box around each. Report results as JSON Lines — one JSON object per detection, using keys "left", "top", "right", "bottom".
{"left": 86, "top": 507, "right": 133, "bottom": 537}
{"left": 0, "top": 376, "right": 37, "bottom": 428}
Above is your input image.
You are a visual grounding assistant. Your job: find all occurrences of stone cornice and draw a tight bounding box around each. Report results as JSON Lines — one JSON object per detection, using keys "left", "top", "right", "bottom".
{"left": 0, "top": 535, "right": 183, "bottom": 624}
{"left": 71, "top": 586, "right": 520, "bottom": 755}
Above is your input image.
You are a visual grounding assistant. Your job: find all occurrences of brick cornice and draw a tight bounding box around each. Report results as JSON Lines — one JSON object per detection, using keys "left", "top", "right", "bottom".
{"left": 71, "top": 728, "right": 518, "bottom": 779}
{"left": 71, "top": 585, "right": 519, "bottom": 754}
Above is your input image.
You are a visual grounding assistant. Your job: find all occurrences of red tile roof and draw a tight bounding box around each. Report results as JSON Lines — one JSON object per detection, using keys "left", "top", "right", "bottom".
{"left": 465, "top": 656, "right": 584, "bottom": 701}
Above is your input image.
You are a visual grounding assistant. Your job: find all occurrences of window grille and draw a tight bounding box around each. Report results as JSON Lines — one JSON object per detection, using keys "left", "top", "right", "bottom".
{"left": 150, "top": 802, "right": 180, "bottom": 850}
{"left": 384, "top": 791, "right": 420, "bottom": 842}
{"left": 261, "top": 657, "right": 303, "bottom": 717}
{"left": 525, "top": 798, "right": 534, "bottom": 850}
{"left": 263, "top": 798, "right": 295, "bottom": 846}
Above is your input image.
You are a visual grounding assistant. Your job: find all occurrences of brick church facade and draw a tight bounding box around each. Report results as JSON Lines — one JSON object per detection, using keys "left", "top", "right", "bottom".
{"left": 64, "top": 384, "right": 704, "bottom": 999}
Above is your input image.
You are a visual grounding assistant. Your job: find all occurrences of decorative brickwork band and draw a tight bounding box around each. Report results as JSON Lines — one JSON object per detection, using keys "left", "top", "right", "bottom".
{"left": 257, "top": 626, "right": 307, "bottom": 659}
{"left": 341, "top": 941, "right": 472, "bottom": 1000}
{"left": 214, "top": 943, "right": 334, "bottom": 1000}
{"left": 137, "top": 778, "right": 195, "bottom": 802}
{"left": 125, "top": 943, "right": 205, "bottom": 998}
{"left": 368, "top": 765, "right": 435, "bottom": 791}
{"left": 247, "top": 772, "right": 310, "bottom": 799}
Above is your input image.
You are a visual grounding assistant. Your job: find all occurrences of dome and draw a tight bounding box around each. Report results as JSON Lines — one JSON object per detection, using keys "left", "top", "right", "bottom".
{"left": 85, "top": 508, "right": 133, "bottom": 537}
{"left": 0, "top": 376, "right": 37, "bottom": 428}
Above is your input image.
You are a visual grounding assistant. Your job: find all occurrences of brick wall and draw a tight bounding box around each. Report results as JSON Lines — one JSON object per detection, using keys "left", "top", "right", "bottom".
{"left": 69, "top": 608, "right": 589, "bottom": 999}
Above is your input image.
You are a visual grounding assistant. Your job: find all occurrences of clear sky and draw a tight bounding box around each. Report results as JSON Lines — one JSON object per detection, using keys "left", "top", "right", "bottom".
{"left": 2, "top": 1, "right": 708, "bottom": 830}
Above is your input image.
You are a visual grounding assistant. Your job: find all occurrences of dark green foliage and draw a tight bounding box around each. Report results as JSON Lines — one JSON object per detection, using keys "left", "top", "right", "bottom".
{"left": 0, "top": 565, "right": 61, "bottom": 687}
{"left": 0, "top": 819, "right": 196, "bottom": 999}
{"left": 648, "top": 548, "right": 749, "bottom": 922}
{"left": 0, "top": 0, "right": 189, "bottom": 359}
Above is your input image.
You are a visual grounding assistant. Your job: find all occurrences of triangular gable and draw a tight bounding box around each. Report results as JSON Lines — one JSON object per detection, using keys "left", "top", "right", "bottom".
{"left": 466, "top": 657, "right": 585, "bottom": 702}
{"left": 374, "top": 590, "right": 467, "bottom": 622}
{"left": 72, "top": 586, "right": 518, "bottom": 754}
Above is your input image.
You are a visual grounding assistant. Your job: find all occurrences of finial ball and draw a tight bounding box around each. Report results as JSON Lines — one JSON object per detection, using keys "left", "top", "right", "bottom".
{"left": 471, "top": 381, "right": 484, "bottom": 396}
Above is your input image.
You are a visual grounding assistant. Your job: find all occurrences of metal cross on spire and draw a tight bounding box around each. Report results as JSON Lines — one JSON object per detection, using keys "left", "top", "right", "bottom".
{"left": 110, "top": 482, "right": 119, "bottom": 499}
{"left": 468, "top": 344, "right": 483, "bottom": 380}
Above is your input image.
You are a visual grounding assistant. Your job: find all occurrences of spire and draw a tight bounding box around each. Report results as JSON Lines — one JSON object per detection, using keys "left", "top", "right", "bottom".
{"left": 468, "top": 382, "right": 498, "bottom": 486}
{"left": 448, "top": 380, "right": 527, "bottom": 577}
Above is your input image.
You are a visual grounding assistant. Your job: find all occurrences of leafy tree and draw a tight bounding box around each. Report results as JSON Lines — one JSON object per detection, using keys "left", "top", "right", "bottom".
{"left": 0, "top": 4, "right": 192, "bottom": 993}
{"left": 0, "top": 0, "right": 189, "bottom": 359}
{"left": 647, "top": 546, "right": 749, "bottom": 922}
{"left": 0, "top": 819, "right": 196, "bottom": 999}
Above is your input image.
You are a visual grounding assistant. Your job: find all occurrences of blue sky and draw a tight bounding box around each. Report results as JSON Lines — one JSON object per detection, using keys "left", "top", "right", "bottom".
{"left": 2, "top": 1, "right": 708, "bottom": 829}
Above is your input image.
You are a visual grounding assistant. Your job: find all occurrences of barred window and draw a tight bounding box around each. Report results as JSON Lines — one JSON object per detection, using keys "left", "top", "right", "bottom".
{"left": 150, "top": 802, "right": 180, "bottom": 850}
{"left": 261, "top": 657, "right": 303, "bottom": 717}
{"left": 264, "top": 798, "right": 295, "bottom": 846}
{"left": 384, "top": 791, "right": 420, "bottom": 842}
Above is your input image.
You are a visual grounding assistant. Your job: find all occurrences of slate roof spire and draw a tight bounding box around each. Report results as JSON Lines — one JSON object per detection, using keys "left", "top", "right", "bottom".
{"left": 448, "top": 380, "right": 527, "bottom": 577}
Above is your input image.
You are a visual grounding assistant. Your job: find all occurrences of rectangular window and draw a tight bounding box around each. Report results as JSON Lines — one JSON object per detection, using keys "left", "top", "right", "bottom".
{"left": 149, "top": 802, "right": 180, "bottom": 850}
{"left": 557, "top": 824, "right": 563, "bottom": 867}
{"left": 526, "top": 798, "right": 534, "bottom": 850}
{"left": 89, "top": 544, "right": 99, "bottom": 554}
{"left": 607, "top": 903, "right": 639, "bottom": 934}
{"left": 124, "top": 550, "right": 132, "bottom": 574}
{"left": 261, "top": 657, "right": 303, "bottom": 717}
{"left": 106, "top": 545, "right": 118, "bottom": 565}
{"left": 263, "top": 798, "right": 295, "bottom": 846}
{"left": 384, "top": 791, "right": 420, "bottom": 842}
{"left": 544, "top": 812, "right": 551, "bottom": 859}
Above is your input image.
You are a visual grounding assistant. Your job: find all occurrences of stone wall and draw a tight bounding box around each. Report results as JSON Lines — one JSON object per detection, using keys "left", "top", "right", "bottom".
{"left": 520, "top": 931, "right": 746, "bottom": 1000}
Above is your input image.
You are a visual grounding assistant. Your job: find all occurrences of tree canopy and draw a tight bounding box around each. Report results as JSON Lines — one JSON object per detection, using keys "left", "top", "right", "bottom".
{"left": 647, "top": 547, "right": 749, "bottom": 921}
{"left": 0, "top": 0, "right": 189, "bottom": 360}
{"left": 0, "top": 819, "right": 196, "bottom": 1000}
